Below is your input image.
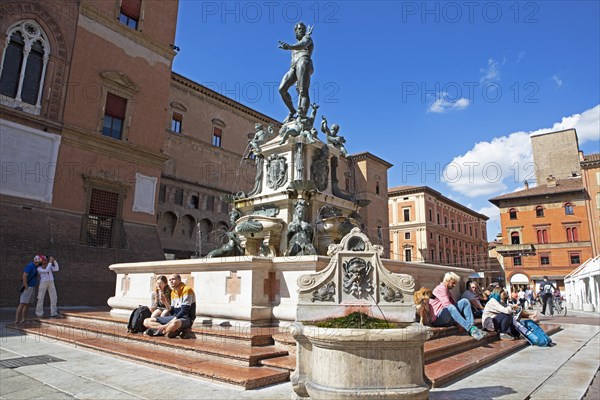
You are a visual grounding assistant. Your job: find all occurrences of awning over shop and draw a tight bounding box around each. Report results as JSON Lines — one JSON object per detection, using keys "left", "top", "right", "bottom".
{"left": 510, "top": 273, "right": 530, "bottom": 284}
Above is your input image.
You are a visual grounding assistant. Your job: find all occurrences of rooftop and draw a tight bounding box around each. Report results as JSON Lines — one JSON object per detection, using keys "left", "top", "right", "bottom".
{"left": 388, "top": 185, "right": 489, "bottom": 220}
{"left": 489, "top": 177, "right": 584, "bottom": 205}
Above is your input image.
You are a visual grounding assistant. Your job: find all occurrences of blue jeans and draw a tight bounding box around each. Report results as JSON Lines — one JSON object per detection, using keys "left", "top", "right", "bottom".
{"left": 433, "top": 298, "right": 474, "bottom": 331}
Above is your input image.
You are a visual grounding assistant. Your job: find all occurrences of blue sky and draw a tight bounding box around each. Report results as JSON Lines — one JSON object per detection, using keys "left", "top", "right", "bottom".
{"left": 172, "top": 1, "right": 600, "bottom": 239}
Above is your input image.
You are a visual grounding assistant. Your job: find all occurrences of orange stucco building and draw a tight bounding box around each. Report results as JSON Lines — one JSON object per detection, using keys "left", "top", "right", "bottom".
{"left": 388, "top": 186, "right": 490, "bottom": 284}
{"left": 489, "top": 129, "right": 597, "bottom": 292}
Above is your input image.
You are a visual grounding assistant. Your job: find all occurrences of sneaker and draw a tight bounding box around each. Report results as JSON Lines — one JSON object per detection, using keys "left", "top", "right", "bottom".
{"left": 499, "top": 333, "right": 516, "bottom": 341}
{"left": 50, "top": 314, "right": 61, "bottom": 318}
{"left": 167, "top": 330, "right": 181, "bottom": 339}
{"left": 469, "top": 327, "right": 487, "bottom": 341}
{"left": 144, "top": 328, "right": 164, "bottom": 336}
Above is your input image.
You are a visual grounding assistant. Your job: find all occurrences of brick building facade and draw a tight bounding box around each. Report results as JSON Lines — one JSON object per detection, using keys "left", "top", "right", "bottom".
{"left": 0, "top": 0, "right": 179, "bottom": 306}
{"left": 1, "top": 1, "right": 392, "bottom": 306}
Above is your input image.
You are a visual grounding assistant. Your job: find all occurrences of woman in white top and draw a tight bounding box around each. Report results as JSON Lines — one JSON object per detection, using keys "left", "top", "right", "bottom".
{"left": 36, "top": 255, "right": 59, "bottom": 317}
{"left": 482, "top": 287, "right": 520, "bottom": 340}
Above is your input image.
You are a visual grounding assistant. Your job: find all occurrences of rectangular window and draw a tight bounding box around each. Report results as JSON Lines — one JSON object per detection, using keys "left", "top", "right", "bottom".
{"left": 430, "top": 249, "right": 435, "bottom": 262}
{"left": 404, "top": 232, "right": 410, "bottom": 240}
{"left": 403, "top": 209, "right": 410, "bottom": 222}
{"left": 405, "top": 249, "right": 412, "bottom": 262}
{"left": 102, "top": 93, "right": 126, "bottom": 140}
{"left": 569, "top": 253, "right": 581, "bottom": 265}
{"left": 212, "top": 127, "right": 222, "bottom": 147}
{"left": 158, "top": 185, "right": 166, "bottom": 203}
{"left": 206, "top": 195, "right": 214, "bottom": 211}
{"left": 428, "top": 209, "right": 432, "bottom": 222}
{"left": 120, "top": 0, "right": 141, "bottom": 29}
{"left": 174, "top": 188, "right": 183, "bottom": 206}
{"left": 437, "top": 213, "right": 440, "bottom": 224}
{"left": 540, "top": 254, "right": 550, "bottom": 265}
{"left": 84, "top": 188, "right": 119, "bottom": 248}
{"left": 513, "top": 256, "right": 522, "bottom": 266}
{"left": 171, "top": 112, "right": 182, "bottom": 133}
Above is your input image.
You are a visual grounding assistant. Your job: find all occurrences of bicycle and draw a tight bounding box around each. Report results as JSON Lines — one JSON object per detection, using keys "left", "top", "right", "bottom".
{"left": 552, "top": 297, "right": 568, "bottom": 317}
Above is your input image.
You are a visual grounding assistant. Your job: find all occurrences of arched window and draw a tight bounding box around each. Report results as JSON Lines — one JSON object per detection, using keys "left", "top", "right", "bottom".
{"left": 509, "top": 208, "right": 518, "bottom": 219}
{"left": 0, "top": 21, "right": 50, "bottom": 115}
{"left": 567, "top": 227, "right": 579, "bottom": 242}
{"left": 564, "top": 202, "right": 574, "bottom": 215}
{"left": 511, "top": 231, "right": 520, "bottom": 245}
{"left": 537, "top": 229, "right": 548, "bottom": 244}
{"left": 535, "top": 206, "right": 544, "bottom": 217}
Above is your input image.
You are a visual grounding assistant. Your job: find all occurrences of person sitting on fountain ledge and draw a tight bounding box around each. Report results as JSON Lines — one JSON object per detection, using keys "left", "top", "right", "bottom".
{"left": 143, "top": 274, "right": 196, "bottom": 338}
{"left": 429, "top": 272, "right": 487, "bottom": 340}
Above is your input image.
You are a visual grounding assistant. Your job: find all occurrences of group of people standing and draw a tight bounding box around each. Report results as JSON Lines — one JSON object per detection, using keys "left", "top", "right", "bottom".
{"left": 15, "top": 254, "right": 60, "bottom": 324}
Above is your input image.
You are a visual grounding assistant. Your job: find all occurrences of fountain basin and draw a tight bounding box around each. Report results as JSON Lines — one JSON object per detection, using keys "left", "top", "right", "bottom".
{"left": 234, "top": 215, "right": 285, "bottom": 256}
{"left": 291, "top": 322, "right": 431, "bottom": 399}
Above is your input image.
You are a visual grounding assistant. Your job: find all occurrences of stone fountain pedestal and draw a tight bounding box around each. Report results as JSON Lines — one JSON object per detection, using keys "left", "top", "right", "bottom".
{"left": 291, "top": 228, "right": 431, "bottom": 399}
{"left": 291, "top": 324, "right": 430, "bottom": 400}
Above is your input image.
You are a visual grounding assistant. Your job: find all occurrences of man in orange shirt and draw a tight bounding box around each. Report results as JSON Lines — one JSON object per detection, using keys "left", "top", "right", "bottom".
{"left": 143, "top": 274, "right": 196, "bottom": 338}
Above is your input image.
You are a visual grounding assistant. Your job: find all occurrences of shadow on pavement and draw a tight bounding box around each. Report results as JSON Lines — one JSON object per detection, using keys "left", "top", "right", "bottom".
{"left": 430, "top": 385, "right": 517, "bottom": 400}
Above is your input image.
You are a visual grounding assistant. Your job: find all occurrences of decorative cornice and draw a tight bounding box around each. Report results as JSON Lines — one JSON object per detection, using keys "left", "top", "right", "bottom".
{"left": 170, "top": 72, "right": 281, "bottom": 126}
{"left": 80, "top": 2, "right": 175, "bottom": 61}
{"left": 350, "top": 152, "right": 393, "bottom": 169}
{"left": 388, "top": 185, "right": 489, "bottom": 221}
{"left": 61, "top": 125, "right": 169, "bottom": 169}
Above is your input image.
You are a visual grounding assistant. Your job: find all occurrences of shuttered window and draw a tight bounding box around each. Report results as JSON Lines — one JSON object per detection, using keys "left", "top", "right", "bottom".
{"left": 171, "top": 112, "right": 182, "bottom": 133}
{"left": 102, "top": 93, "right": 127, "bottom": 140}
{"left": 120, "top": 0, "right": 141, "bottom": 29}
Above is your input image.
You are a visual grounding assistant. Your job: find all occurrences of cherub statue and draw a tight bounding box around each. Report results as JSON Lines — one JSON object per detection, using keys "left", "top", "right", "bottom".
{"left": 248, "top": 123, "right": 275, "bottom": 156}
{"left": 279, "top": 103, "right": 319, "bottom": 145}
{"left": 229, "top": 208, "right": 242, "bottom": 227}
{"left": 320, "top": 116, "right": 348, "bottom": 157}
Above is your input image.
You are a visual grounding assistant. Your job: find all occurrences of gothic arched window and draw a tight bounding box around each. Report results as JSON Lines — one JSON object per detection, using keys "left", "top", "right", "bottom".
{"left": 0, "top": 21, "right": 50, "bottom": 115}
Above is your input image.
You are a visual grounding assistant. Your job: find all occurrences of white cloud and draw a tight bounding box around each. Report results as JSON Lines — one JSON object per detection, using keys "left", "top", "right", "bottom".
{"left": 516, "top": 51, "right": 525, "bottom": 63}
{"left": 480, "top": 58, "right": 500, "bottom": 83}
{"left": 428, "top": 93, "right": 470, "bottom": 113}
{"left": 551, "top": 74, "right": 563, "bottom": 88}
{"left": 530, "top": 104, "right": 600, "bottom": 144}
{"left": 443, "top": 104, "right": 600, "bottom": 198}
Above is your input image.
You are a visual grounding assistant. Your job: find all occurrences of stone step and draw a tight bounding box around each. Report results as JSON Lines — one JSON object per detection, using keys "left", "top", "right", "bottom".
{"left": 60, "top": 311, "right": 276, "bottom": 346}
{"left": 424, "top": 330, "right": 500, "bottom": 363}
{"left": 259, "top": 355, "right": 296, "bottom": 372}
{"left": 425, "top": 323, "right": 561, "bottom": 388}
{"left": 23, "top": 318, "right": 287, "bottom": 367}
{"left": 7, "top": 322, "right": 289, "bottom": 390}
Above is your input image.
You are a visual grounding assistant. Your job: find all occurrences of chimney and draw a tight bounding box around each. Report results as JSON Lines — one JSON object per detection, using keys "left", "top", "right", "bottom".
{"left": 546, "top": 175, "right": 557, "bottom": 187}
{"left": 524, "top": 180, "right": 529, "bottom": 189}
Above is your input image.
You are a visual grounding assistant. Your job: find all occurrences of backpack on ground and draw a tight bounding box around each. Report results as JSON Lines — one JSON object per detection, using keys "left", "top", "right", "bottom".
{"left": 513, "top": 318, "right": 553, "bottom": 346}
{"left": 127, "top": 306, "right": 151, "bottom": 333}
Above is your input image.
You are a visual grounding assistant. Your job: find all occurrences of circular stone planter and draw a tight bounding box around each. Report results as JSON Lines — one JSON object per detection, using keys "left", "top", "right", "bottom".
{"left": 291, "top": 323, "right": 431, "bottom": 399}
